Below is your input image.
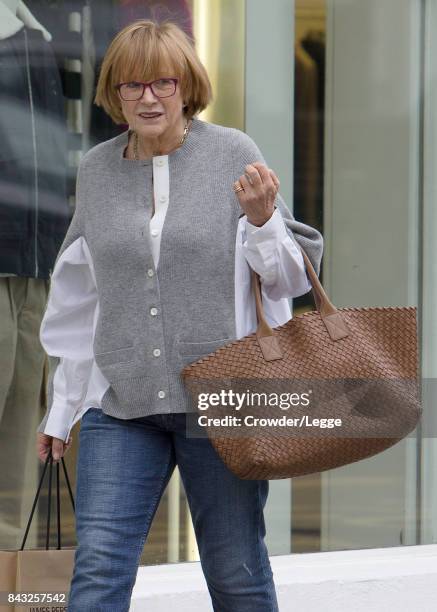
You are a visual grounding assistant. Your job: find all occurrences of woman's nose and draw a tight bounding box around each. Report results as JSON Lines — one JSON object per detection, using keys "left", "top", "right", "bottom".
{"left": 141, "top": 85, "right": 159, "bottom": 103}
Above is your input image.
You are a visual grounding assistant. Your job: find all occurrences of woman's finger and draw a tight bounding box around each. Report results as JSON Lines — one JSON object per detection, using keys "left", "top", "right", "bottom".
{"left": 233, "top": 180, "right": 245, "bottom": 198}
{"left": 239, "top": 173, "right": 252, "bottom": 193}
{"left": 244, "top": 164, "right": 262, "bottom": 187}
{"left": 269, "top": 169, "right": 280, "bottom": 189}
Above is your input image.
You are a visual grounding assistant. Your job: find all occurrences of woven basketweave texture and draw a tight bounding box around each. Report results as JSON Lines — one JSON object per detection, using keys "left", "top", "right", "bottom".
{"left": 182, "top": 305, "right": 421, "bottom": 480}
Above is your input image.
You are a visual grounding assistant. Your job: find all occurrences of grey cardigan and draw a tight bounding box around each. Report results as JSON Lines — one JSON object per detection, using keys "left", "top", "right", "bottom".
{"left": 37, "top": 117, "right": 323, "bottom": 432}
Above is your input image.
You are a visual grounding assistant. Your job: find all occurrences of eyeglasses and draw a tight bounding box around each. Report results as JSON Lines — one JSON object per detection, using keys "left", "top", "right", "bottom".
{"left": 116, "top": 78, "right": 178, "bottom": 101}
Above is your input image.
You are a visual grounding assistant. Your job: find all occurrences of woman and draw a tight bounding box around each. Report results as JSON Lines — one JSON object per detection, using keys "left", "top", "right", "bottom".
{"left": 35, "top": 19, "right": 323, "bottom": 612}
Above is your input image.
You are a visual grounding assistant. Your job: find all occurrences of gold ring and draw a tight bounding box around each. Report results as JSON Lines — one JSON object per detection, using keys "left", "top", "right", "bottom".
{"left": 233, "top": 184, "right": 244, "bottom": 193}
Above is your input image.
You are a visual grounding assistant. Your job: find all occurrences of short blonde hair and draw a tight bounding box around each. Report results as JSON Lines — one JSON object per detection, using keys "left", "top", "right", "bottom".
{"left": 94, "top": 19, "right": 213, "bottom": 124}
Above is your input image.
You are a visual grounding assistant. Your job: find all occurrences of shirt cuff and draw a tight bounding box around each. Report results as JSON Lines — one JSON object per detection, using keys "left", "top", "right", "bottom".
{"left": 43, "top": 401, "right": 72, "bottom": 442}
{"left": 244, "top": 208, "right": 287, "bottom": 243}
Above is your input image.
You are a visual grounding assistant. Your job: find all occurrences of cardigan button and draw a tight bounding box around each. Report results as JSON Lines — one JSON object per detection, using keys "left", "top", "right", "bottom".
{"left": 147, "top": 268, "right": 154, "bottom": 277}
{"left": 158, "top": 390, "right": 166, "bottom": 399}
{"left": 150, "top": 307, "right": 158, "bottom": 316}
{"left": 153, "top": 348, "right": 161, "bottom": 357}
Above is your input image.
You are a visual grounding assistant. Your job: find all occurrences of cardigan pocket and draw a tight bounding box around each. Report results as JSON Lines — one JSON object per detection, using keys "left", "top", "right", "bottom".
{"left": 94, "top": 346, "right": 135, "bottom": 367}
{"left": 94, "top": 346, "right": 137, "bottom": 382}
{"left": 177, "top": 337, "right": 232, "bottom": 368}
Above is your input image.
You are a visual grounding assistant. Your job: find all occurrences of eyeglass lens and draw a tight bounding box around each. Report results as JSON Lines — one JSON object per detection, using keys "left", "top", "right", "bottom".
{"left": 119, "top": 79, "right": 176, "bottom": 100}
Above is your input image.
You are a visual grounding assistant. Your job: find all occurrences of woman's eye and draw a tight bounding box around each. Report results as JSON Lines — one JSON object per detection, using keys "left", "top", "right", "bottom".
{"left": 126, "top": 82, "right": 141, "bottom": 88}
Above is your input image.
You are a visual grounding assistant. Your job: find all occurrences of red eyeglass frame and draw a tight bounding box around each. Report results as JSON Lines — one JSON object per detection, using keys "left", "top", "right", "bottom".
{"left": 115, "top": 78, "right": 179, "bottom": 100}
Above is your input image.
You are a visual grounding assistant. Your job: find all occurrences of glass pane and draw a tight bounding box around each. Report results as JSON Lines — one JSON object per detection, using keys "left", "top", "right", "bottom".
{"left": 0, "top": 0, "right": 429, "bottom": 581}
{"left": 291, "top": 0, "right": 422, "bottom": 553}
{"left": 0, "top": 0, "right": 245, "bottom": 567}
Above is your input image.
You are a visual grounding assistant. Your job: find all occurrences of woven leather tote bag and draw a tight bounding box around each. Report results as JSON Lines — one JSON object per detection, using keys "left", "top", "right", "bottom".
{"left": 181, "top": 247, "right": 421, "bottom": 480}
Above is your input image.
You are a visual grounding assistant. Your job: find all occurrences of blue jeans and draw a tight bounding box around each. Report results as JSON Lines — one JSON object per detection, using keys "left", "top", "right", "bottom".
{"left": 67, "top": 408, "right": 279, "bottom": 612}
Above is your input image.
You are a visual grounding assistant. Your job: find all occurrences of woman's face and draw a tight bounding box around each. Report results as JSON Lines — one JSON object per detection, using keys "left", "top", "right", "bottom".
{"left": 118, "top": 74, "right": 186, "bottom": 141}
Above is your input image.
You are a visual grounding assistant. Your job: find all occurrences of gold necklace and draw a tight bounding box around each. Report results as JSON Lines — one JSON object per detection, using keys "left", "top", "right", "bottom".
{"left": 133, "top": 119, "right": 191, "bottom": 160}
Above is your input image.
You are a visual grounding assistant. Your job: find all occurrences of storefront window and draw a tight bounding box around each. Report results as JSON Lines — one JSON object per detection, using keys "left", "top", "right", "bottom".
{"left": 291, "top": 0, "right": 422, "bottom": 553}
{"left": 0, "top": 0, "right": 433, "bottom": 571}
{"left": 0, "top": 0, "right": 245, "bottom": 565}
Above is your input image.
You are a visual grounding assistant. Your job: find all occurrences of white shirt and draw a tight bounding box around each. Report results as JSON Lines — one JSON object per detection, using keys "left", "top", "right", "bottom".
{"left": 40, "top": 154, "right": 311, "bottom": 442}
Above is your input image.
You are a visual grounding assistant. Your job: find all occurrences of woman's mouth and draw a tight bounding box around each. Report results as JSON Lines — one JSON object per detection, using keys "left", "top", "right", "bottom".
{"left": 139, "top": 113, "right": 163, "bottom": 120}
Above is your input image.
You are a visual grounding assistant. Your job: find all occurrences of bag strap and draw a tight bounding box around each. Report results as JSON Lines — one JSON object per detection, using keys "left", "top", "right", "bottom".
{"left": 251, "top": 244, "right": 350, "bottom": 361}
{"left": 20, "top": 449, "right": 75, "bottom": 551}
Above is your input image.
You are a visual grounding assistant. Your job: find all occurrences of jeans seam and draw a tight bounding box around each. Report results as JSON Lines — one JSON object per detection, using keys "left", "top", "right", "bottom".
{"left": 256, "top": 481, "right": 266, "bottom": 572}
{"left": 256, "top": 480, "right": 276, "bottom": 610}
{"left": 131, "top": 442, "right": 175, "bottom": 572}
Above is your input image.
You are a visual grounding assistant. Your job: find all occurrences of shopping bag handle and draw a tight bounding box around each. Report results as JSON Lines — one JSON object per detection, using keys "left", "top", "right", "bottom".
{"left": 20, "top": 449, "right": 75, "bottom": 551}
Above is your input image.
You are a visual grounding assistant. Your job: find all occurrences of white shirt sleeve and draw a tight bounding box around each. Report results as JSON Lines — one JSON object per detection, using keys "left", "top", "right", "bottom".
{"left": 242, "top": 208, "right": 312, "bottom": 301}
{"left": 39, "top": 236, "right": 97, "bottom": 442}
{"left": 235, "top": 216, "right": 292, "bottom": 338}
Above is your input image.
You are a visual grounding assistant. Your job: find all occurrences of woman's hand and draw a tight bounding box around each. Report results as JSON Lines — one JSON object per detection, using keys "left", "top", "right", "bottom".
{"left": 36, "top": 432, "right": 73, "bottom": 465}
{"left": 233, "top": 162, "right": 280, "bottom": 226}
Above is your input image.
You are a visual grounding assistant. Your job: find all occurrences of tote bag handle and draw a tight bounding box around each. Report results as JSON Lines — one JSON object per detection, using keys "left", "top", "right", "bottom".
{"left": 251, "top": 245, "right": 350, "bottom": 361}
